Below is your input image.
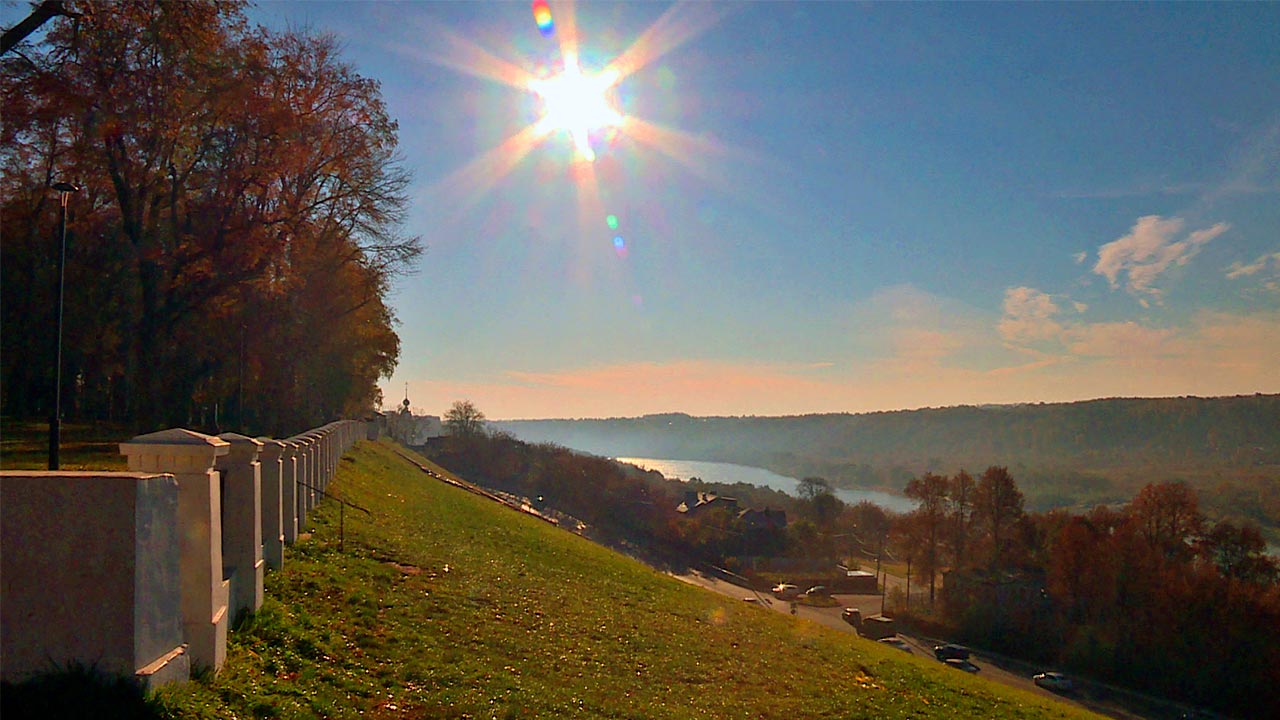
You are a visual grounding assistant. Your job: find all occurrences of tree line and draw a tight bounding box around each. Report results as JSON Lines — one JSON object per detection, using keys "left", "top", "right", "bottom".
{"left": 2, "top": 0, "right": 419, "bottom": 435}
{"left": 891, "top": 468, "right": 1279, "bottom": 718}
{"left": 496, "top": 397, "right": 1280, "bottom": 550}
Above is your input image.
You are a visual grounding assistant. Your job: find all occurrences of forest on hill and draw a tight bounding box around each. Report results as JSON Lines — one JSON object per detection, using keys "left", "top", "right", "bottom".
{"left": 495, "top": 395, "right": 1280, "bottom": 537}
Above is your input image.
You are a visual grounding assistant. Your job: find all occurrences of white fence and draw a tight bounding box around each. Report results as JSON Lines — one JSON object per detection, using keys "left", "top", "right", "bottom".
{"left": 0, "top": 420, "right": 370, "bottom": 689}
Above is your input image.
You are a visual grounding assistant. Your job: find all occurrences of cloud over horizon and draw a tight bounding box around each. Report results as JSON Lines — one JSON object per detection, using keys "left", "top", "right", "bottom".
{"left": 397, "top": 286, "right": 1280, "bottom": 420}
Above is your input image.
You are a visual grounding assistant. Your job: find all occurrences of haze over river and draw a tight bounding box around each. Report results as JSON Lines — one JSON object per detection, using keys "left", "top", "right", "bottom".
{"left": 615, "top": 457, "right": 916, "bottom": 514}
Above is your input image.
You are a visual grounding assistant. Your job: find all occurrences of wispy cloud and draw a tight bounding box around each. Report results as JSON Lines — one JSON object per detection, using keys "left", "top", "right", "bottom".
{"left": 998, "top": 287, "right": 1062, "bottom": 346}
{"left": 1053, "top": 121, "right": 1280, "bottom": 206}
{"left": 1226, "top": 251, "right": 1280, "bottom": 291}
{"left": 1193, "top": 120, "right": 1280, "bottom": 212}
{"left": 1052, "top": 181, "right": 1206, "bottom": 200}
{"left": 996, "top": 284, "right": 1279, "bottom": 396}
{"left": 1055, "top": 181, "right": 1279, "bottom": 201}
{"left": 999, "top": 284, "right": 1177, "bottom": 359}
{"left": 1092, "top": 215, "right": 1230, "bottom": 303}
{"left": 1226, "top": 253, "right": 1277, "bottom": 278}
{"left": 1062, "top": 321, "right": 1176, "bottom": 357}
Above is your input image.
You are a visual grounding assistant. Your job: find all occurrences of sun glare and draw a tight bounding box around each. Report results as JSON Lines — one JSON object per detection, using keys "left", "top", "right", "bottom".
{"left": 530, "top": 53, "right": 622, "bottom": 162}
{"left": 416, "top": 2, "right": 729, "bottom": 207}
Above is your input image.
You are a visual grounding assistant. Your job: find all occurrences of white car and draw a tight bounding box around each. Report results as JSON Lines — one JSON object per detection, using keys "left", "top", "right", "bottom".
{"left": 772, "top": 583, "right": 800, "bottom": 599}
{"left": 1033, "top": 672, "right": 1074, "bottom": 691}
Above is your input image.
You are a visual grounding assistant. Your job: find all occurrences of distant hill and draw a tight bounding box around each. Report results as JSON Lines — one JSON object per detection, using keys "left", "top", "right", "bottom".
{"left": 495, "top": 395, "right": 1280, "bottom": 523}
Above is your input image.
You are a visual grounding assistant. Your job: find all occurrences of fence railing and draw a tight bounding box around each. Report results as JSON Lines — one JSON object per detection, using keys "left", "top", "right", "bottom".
{"left": 0, "top": 418, "right": 377, "bottom": 690}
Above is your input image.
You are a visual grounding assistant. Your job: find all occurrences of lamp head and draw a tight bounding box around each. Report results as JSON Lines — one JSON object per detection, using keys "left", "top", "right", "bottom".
{"left": 51, "top": 181, "right": 81, "bottom": 193}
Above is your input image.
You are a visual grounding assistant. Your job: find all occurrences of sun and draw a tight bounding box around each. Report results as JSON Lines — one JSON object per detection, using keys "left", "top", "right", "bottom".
{"left": 529, "top": 52, "right": 622, "bottom": 162}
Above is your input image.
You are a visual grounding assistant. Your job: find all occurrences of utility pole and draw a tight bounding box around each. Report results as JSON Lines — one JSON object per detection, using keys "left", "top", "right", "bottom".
{"left": 905, "top": 556, "right": 913, "bottom": 612}
{"left": 47, "top": 181, "right": 79, "bottom": 469}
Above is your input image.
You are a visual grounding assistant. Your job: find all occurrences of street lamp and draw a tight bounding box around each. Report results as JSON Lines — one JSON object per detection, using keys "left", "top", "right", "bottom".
{"left": 48, "top": 180, "right": 80, "bottom": 470}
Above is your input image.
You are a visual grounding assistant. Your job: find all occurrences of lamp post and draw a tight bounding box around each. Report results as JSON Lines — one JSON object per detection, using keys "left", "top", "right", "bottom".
{"left": 48, "top": 180, "right": 80, "bottom": 470}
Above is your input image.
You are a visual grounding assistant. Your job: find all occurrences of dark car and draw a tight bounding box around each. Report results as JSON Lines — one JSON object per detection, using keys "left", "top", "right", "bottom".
{"left": 934, "top": 643, "right": 971, "bottom": 661}
{"left": 1033, "top": 672, "right": 1074, "bottom": 691}
{"left": 841, "top": 607, "right": 862, "bottom": 626}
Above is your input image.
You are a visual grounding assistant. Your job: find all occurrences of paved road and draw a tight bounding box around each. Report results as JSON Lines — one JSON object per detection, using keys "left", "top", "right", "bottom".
{"left": 674, "top": 571, "right": 1169, "bottom": 720}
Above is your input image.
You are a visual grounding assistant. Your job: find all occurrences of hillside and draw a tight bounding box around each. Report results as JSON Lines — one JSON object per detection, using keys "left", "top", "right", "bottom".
{"left": 495, "top": 395, "right": 1279, "bottom": 473}
{"left": 128, "top": 439, "right": 1094, "bottom": 719}
{"left": 494, "top": 395, "right": 1280, "bottom": 523}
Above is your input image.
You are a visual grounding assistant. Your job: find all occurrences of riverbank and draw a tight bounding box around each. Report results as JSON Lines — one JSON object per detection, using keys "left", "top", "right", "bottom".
{"left": 615, "top": 455, "right": 916, "bottom": 512}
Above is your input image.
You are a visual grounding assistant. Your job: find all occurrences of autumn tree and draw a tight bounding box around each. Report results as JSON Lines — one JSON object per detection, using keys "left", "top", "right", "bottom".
{"left": 1048, "top": 516, "right": 1116, "bottom": 626}
{"left": 1, "top": 0, "right": 418, "bottom": 433}
{"left": 796, "top": 476, "right": 831, "bottom": 500}
{"left": 848, "top": 500, "right": 890, "bottom": 545}
{"left": 973, "top": 465, "right": 1025, "bottom": 569}
{"left": 1129, "top": 481, "right": 1204, "bottom": 561}
{"left": 1197, "top": 520, "right": 1279, "bottom": 585}
{"left": 904, "top": 471, "right": 949, "bottom": 604}
{"left": 947, "top": 469, "right": 975, "bottom": 568}
{"left": 444, "top": 400, "right": 487, "bottom": 438}
{"left": 796, "top": 475, "right": 843, "bottom": 527}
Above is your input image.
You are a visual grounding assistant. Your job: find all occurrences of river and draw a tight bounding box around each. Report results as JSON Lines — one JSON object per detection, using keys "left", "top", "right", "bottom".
{"left": 614, "top": 456, "right": 916, "bottom": 513}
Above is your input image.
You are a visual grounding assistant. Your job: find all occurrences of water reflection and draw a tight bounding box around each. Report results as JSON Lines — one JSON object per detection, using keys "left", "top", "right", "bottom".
{"left": 615, "top": 456, "right": 915, "bottom": 513}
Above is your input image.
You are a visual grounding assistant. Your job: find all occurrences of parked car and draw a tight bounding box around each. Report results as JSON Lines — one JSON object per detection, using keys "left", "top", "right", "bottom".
{"left": 741, "top": 596, "right": 760, "bottom": 604}
{"left": 944, "top": 658, "right": 978, "bottom": 672}
{"left": 878, "top": 636, "right": 912, "bottom": 653}
{"left": 858, "top": 615, "right": 896, "bottom": 639}
{"left": 1033, "top": 672, "right": 1073, "bottom": 691}
{"left": 772, "top": 583, "right": 800, "bottom": 600}
{"left": 933, "top": 644, "right": 971, "bottom": 661}
{"left": 841, "top": 607, "right": 862, "bottom": 626}
{"left": 805, "top": 585, "right": 830, "bottom": 597}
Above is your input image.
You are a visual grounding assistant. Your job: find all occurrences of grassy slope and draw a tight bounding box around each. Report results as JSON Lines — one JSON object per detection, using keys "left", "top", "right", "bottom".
{"left": 154, "top": 439, "right": 1097, "bottom": 720}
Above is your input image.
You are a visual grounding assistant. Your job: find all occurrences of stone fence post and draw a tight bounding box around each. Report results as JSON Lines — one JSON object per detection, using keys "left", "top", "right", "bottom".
{"left": 306, "top": 430, "right": 324, "bottom": 507}
{"left": 1, "top": 471, "right": 189, "bottom": 689}
{"left": 216, "top": 433, "right": 264, "bottom": 623}
{"left": 291, "top": 433, "right": 314, "bottom": 529}
{"left": 256, "top": 438, "right": 286, "bottom": 570}
{"left": 120, "top": 429, "right": 229, "bottom": 673}
{"left": 324, "top": 424, "right": 338, "bottom": 488}
{"left": 311, "top": 428, "right": 328, "bottom": 492}
{"left": 281, "top": 439, "right": 300, "bottom": 544}
{"left": 321, "top": 424, "right": 335, "bottom": 488}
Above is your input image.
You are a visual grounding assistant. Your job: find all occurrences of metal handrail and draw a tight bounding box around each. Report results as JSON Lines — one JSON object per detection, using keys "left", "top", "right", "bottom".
{"left": 295, "top": 476, "right": 371, "bottom": 552}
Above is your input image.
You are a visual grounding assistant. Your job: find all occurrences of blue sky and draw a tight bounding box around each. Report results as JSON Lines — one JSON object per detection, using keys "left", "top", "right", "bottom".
{"left": 252, "top": 3, "right": 1276, "bottom": 417}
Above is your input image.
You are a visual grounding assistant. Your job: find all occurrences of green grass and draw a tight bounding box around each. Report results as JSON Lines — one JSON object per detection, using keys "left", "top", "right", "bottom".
{"left": 143, "top": 439, "right": 1098, "bottom": 720}
{"left": 0, "top": 418, "right": 129, "bottom": 471}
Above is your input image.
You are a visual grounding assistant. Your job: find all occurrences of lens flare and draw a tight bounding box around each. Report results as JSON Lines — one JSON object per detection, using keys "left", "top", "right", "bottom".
{"left": 606, "top": 214, "right": 619, "bottom": 229}
{"left": 532, "top": 0, "right": 554, "bottom": 37}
